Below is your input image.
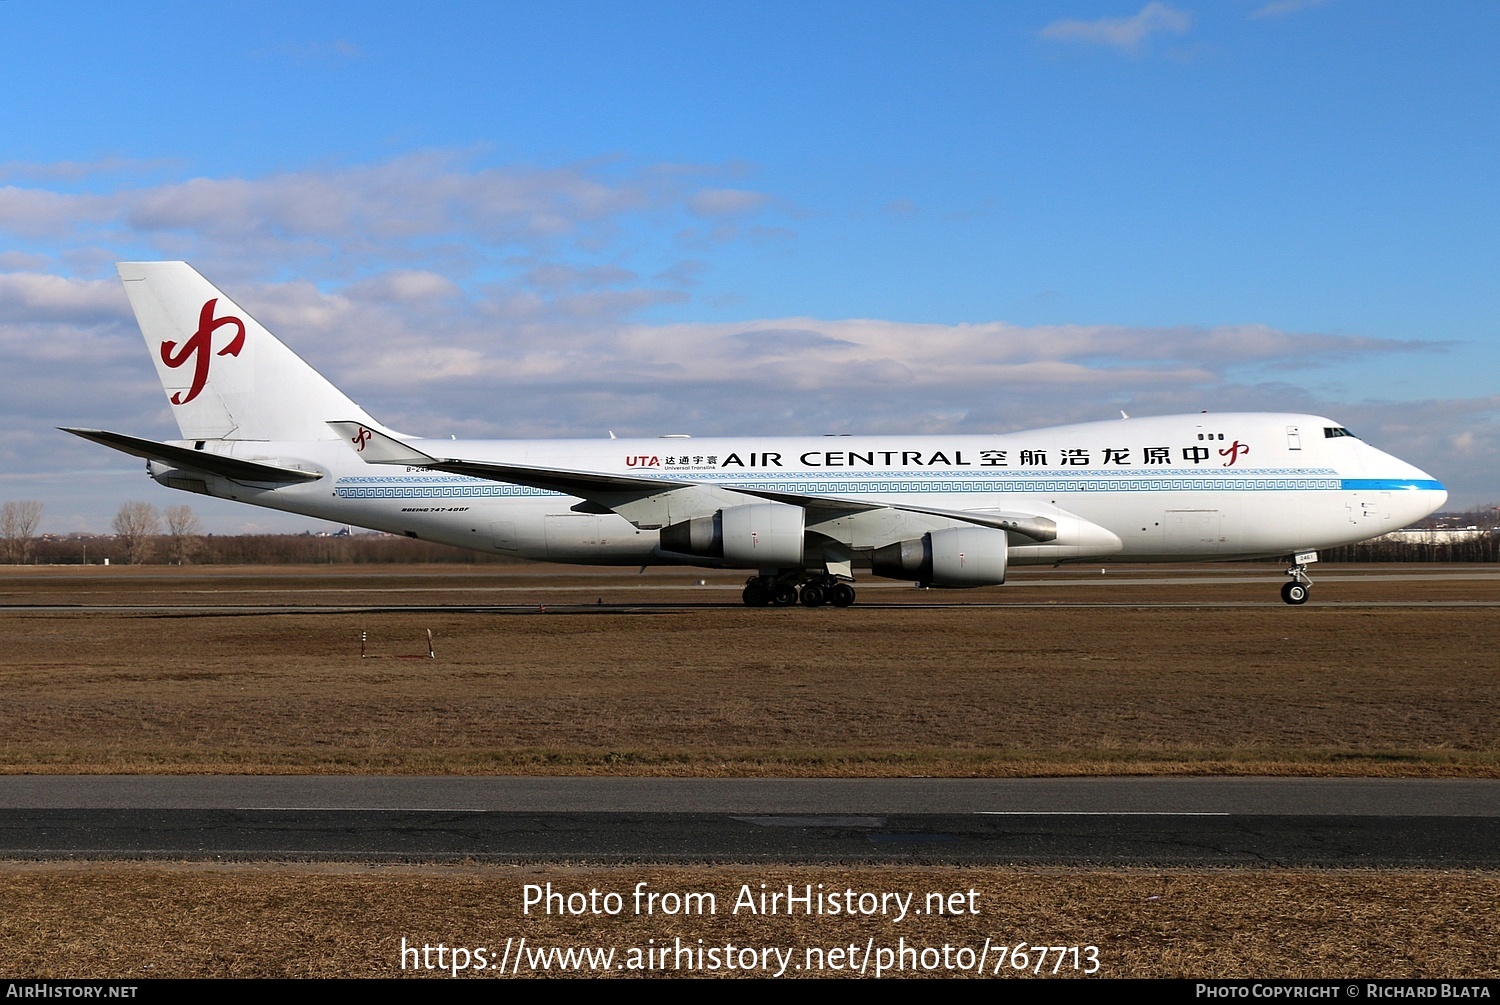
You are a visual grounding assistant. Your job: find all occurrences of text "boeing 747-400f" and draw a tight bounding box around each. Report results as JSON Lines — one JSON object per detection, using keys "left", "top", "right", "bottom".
{"left": 65, "top": 262, "right": 1447, "bottom": 607}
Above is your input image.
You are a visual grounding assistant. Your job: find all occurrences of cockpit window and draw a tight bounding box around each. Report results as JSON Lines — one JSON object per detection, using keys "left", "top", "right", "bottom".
{"left": 1323, "top": 427, "right": 1357, "bottom": 439}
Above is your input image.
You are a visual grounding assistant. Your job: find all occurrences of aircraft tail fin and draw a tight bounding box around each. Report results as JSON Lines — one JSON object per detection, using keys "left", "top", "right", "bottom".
{"left": 117, "top": 261, "right": 387, "bottom": 442}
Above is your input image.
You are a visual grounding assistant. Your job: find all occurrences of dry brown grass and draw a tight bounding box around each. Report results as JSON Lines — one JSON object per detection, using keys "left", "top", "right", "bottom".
{"left": 2, "top": 564, "right": 1497, "bottom": 775}
{"left": 3, "top": 566, "right": 1496, "bottom": 978}
{"left": 1, "top": 862, "right": 1494, "bottom": 978}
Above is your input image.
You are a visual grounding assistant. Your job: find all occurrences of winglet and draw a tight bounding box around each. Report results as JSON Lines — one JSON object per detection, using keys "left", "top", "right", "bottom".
{"left": 328, "top": 422, "right": 436, "bottom": 466}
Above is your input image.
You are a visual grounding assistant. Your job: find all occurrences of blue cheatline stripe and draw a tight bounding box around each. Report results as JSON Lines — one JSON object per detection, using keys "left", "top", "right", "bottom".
{"left": 1339, "top": 479, "right": 1446, "bottom": 491}
{"left": 334, "top": 484, "right": 563, "bottom": 499}
{"left": 331, "top": 474, "right": 1445, "bottom": 499}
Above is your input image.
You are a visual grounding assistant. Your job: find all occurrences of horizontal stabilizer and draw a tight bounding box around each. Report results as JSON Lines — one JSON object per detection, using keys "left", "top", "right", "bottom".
{"left": 60, "top": 428, "right": 324, "bottom": 483}
{"left": 327, "top": 422, "right": 437, "bottom": 466}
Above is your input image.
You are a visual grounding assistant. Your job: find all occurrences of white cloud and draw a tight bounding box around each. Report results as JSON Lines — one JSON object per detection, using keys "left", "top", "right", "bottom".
{"left": 0, "top": 273, "right": 128, "bottom": 323}
{"left": 687, "top": 188, "right": 770, "bottom": 217}
{"left": 654, "top": 260, "right": 708, "bottom": 287}
{"left": 0, "top": 251, "right": 53, "bottom": 270}
{"left": 8, "top": 282, "right": 1479, "bottom": 528}
{"left": 0, "top": 152, "right": 1484, "bottom": 527}
{"left": 230, "top": 299, "right": 1429, "bottom": 443}
{"left": 0, "top": 153, "right": 782, "bottom": 277}
{"left": 344, "top": 270, "right": 461, "bottom": 303}
{"left": 0, "top": 187, "right": 114, "bottom": 239}
{"left": 521, "top": 263, "right": 638, "bottom": 292}
{"left": 121, "top": 159, "right": 638, "bottom": 243}
{"left": 1040, "top": 3, "right": 1193, "bottom": 53}
{"left": 1250, "top": 0, "right": 1330, "bottom": 19}
{"left": 0, "top": 157, "right": 178, "bottom": 184}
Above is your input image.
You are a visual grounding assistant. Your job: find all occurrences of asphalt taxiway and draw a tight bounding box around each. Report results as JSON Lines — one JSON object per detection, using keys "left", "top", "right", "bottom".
{"left": 1, "top": 777, "right": 1494, "bottom": 866}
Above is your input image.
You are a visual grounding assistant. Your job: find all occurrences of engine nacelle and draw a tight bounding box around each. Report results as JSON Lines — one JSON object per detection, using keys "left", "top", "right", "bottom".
{"left": 660, "top": 502, "right": 806, "bottom": 568}
{"left": 870, "top": 526, "right": 1008, "bottom": 587}
{"left": 659, "top": 511, "right": 723, "bottom": 556}
{"left": 147, "top": 462, "right": 212, "bottom": 496}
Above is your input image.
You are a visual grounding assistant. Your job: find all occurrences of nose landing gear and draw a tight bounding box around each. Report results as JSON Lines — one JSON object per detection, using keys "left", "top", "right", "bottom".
{"left": 1281, "top": 552, "right": 1316, "bottom": 605}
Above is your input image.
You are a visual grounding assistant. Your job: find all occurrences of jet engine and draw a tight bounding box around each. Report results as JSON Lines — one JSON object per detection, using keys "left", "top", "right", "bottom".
{"left": 147, "top": 462, "right": 212, "bottom": 496}
{"left": 870, "top": 526, "right": 1008, "bottom": 587}
{"left": 659, "top": 501, "right": 806, "bottom": 567}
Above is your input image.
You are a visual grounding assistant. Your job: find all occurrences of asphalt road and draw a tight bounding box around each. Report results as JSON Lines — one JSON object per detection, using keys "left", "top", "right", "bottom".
{"left": 1, "top": 777, "right": 1495, "bottom": 866}
{"left": 7, "top": 565, "right": 1497, "bottom": 612}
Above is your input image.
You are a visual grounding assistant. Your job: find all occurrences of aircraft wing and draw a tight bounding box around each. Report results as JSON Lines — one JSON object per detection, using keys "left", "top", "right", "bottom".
{"left": 61, "top": 428, "right": 325, "bottom": 484}
{"left": 329, "top": 422, "right": 1057, "bottom": 542}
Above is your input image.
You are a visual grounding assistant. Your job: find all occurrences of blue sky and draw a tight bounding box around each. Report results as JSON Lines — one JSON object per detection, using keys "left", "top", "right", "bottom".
{"left": 1, "top": 0, "right": 1497, "bottom": 532}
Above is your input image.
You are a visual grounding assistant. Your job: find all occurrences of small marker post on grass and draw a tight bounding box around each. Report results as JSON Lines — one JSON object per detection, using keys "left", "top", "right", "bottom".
{"left": 361, "top": 627, "right": 434, "bottom": 659}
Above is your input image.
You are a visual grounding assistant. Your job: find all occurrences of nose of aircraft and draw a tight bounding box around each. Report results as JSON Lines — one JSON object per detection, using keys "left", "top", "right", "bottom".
{"left": 1408, "top": 471, "right": 1448, "bottom": 523}
{"left": 1362, "top": 443, "right": 1447, "bottom": 525}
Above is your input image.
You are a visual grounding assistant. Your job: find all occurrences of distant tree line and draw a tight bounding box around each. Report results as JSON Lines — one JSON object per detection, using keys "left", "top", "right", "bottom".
{"left": 1316, "top": 505, "right": 1500, "bottom": 563}
{"left": 19, "top": 501, "right": 518, "bottom": 566}
{"left": 1317, "top": 533, "right": 1500, "bottom": 563}
{"left": 1, "top": 501, "right": 44, "bottom": 563}
{"left": 29, "top": 530, "right": 521, "bottom": 566}
{"left": 6, "top": 500, "right": 1499, "bottom": 566}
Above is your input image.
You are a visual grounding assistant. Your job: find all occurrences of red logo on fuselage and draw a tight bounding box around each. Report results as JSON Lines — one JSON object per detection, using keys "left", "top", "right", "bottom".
{"left": 159, "top": 298, "right": 246, "bottom": 405}
{"left": 1219, "top": 440, "right": 1250, "bottom": 466}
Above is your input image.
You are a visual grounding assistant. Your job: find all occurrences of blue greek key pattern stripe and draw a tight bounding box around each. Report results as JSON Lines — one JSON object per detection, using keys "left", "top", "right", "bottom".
{"left": 338, "top": 474, "right": 491, "bottom": 485}
{"left": 722, "top": 466, "right": 1341, "bottom": 481}
{"left": 718, "top": 477, "right": 1343, "bottom": 493}
{"left": 335, "top": 482, "right": 562, "bottom": 499}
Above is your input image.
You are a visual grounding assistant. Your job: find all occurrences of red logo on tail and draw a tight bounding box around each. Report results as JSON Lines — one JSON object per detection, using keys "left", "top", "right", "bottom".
{"left": 160, "top": 298, "right": 246, "bottom": 405}
{"left": 352, "top": 427, "right": 372, "bottom": 452}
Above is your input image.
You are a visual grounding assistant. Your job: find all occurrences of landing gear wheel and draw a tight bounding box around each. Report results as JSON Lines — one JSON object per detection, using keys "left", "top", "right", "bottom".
{"left": 742, "top": 580, "right": 770, "bottom": 607}
{"left": 829, "top": 583, "right": 856, "bottom": 607}
{"left": 798, "top": 581, "right": 827, "bottom": 607}
{"left": 1281, "top": 581, "right": 1309, "bottom": 605}
{"left": 770, "top": 582, "right": 798, "bottom": 607}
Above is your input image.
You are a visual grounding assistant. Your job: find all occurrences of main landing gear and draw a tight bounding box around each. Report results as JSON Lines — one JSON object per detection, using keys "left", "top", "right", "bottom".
{"left": 742, "top": 574, "right": 856, "bottom": 608}
{"left": 1281, "top": 557, "right": 1315, "bottom": 605}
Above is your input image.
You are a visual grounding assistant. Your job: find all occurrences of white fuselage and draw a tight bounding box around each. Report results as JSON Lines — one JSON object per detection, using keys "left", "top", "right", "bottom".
{"left": 148, "top": 411, "right": 1446, "bottom": 571}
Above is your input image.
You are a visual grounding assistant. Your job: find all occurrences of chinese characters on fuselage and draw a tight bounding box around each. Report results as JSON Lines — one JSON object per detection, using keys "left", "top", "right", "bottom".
{"left": 630, "top": 438, "right": 1254, "bottom": 470}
